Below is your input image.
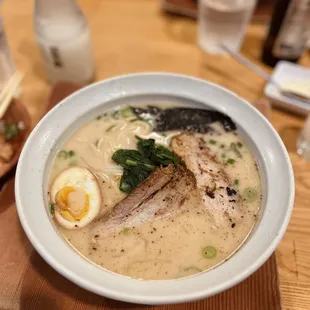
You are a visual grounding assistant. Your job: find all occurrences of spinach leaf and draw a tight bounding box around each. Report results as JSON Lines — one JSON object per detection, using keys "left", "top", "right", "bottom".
{"left": 119, "top": 167, "right": 151, "bottom": 193}
{"left": 112, "top": 149, "right": 155, "bottom": 193}
{"left": 150, "top": 145, "right": 181, "bottom": 167}
{"left": 112, "top": 137, "right": 181, "bottom": 193}
{"left": 112, "top": 149, "right": 154, "bottom": 171}
{"left": 136, "top": 136, "right": 155, "bottom": 158}
{"left": 137, "top": 136, "right": 181, "bottom": 167}
{"left": 119, "top": 169, "right": 135, "bottom": 193}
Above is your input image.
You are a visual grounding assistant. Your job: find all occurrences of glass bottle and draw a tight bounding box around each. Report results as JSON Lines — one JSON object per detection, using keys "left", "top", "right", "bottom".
{"left": 261, "top": 0, "right": 310, "bottom": 67}
{"left": 34, "top": 0, "right": 95, "bottom": 85}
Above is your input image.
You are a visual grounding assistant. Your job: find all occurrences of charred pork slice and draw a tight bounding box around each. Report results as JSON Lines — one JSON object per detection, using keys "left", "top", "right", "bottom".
{"left": 171, "top": 133, "right": 245, "bottom": 227}
{"left": 99, "top": 165, "right": 174, "bottom": 222}
{"left": 92, "top": 165, "right": 198, "bottom": 238}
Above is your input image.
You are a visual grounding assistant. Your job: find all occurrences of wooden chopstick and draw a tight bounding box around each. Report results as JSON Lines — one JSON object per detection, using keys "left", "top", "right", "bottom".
{"left": 0, "top": 71, "right": 24, "bottom": 119}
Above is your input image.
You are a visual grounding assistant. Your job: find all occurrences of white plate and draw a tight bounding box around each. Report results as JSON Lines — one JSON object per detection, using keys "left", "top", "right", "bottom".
{"left": 264, "top": 61, "right": 310, "bottom": 115}
{"left": 15, "top": 73, "right": 294, "bottom": 305}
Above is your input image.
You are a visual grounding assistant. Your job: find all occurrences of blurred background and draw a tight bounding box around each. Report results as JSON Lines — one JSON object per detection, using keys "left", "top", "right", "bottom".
{"left": 0, "top": 0, "right": 309, "bottom": 123}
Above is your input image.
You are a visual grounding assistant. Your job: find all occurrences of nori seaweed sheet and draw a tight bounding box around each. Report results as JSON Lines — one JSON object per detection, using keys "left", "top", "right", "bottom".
{"left": 131, "top": 106, "right": 236, "bottom": 133}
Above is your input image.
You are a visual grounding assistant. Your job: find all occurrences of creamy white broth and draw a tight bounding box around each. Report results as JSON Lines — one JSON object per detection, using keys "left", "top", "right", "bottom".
{"left": 48, "top": 104, "right": 261, "bottom": 280}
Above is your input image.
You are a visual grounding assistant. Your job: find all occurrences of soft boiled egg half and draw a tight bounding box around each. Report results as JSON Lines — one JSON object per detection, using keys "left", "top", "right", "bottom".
{"left": 50, "top": 167, "right": 101, "bottom": 229}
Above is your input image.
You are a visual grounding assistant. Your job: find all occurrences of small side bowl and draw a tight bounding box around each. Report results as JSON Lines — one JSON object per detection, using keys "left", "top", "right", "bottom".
{"left": 0, "top": 99, "right": 31, "bottom": 178}
{"left": 0, "top": 99, "right": 31, "bottom": 194}
{"left": 15, "top": 73, "right": 294, "bottom": 305}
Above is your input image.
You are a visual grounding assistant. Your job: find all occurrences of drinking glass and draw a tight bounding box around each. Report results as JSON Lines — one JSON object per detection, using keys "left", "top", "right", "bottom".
{"left": 198, "top": 0, "right": 257, "bottom": 55}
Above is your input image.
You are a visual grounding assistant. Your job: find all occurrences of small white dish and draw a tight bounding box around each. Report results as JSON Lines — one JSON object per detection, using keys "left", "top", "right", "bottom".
{"left": 15, "top": 73, "right": 294, "bottom": 305}
{"left": 264, "top": 61, "right": 310, "bottom": 115}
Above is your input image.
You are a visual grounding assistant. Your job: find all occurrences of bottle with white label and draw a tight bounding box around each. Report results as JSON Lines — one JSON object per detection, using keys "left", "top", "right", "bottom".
{"left": 34, "top": 0, "right": 95, "bottom": 85}
{"left": 262, "top": 0, "right": 310, "bottom": 67}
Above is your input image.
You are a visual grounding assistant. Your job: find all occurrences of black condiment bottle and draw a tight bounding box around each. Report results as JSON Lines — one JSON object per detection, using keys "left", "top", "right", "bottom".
{"left": 261, "top": 0, "right": 310, "bottom": 67}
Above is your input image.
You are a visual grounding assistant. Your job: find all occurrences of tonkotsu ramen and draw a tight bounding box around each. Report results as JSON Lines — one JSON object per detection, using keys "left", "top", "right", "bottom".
{"left": 48, "top": 104, "right": 261, "bottom": 280}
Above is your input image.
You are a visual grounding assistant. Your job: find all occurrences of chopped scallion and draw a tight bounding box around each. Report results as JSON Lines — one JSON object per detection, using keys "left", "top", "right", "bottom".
{"left": 227, "top": 158, "right": 235, "bottom": 165}
{"left": 68, "top": 150, "right": 75, "bottom": 157}
{"left": 50, "top": 203, "right": 55, "bottom": 215}
{"left": 231, "top": 143, "right": 242, "bottom": 158}
{"left": 125, "top": 159, "right": 138, "bottom": 166}
{"left": 121, "top": 107, "right": 134, "bottom": 118}
{"left": 234, "top": 179, "right": 239, "bottom": 186}
{"left": 121, "top": 227, "right": 130, "bottom": 235}
{"left": 201, "top": 246, "right": 217, "bottom": 259}
{"left": 58, "top": 150, "right": 68, "bottom": 159}
{"left": 243, "top": 187, "right": 258, "bottom": 203}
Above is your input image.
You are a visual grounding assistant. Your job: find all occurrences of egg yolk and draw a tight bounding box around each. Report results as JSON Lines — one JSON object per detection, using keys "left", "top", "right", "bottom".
{"left": 55, "top": 186, "right": 89, "bottom": 222}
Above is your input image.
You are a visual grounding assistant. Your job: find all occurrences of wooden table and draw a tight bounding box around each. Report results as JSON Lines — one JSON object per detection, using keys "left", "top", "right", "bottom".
{"left": 1, "top": 0, "right": 310, "bottom": 309}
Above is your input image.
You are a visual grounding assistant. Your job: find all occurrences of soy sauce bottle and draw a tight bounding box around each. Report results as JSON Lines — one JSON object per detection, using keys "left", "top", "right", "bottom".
{"left": 262, "top": 0, "right": 310, "bottom": 67}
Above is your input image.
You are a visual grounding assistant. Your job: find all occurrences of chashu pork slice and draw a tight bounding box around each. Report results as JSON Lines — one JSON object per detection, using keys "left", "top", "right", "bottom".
{"left": 171, "top": 133, "right": 246, "bottom": 227}
{"left": 92, "top": 164, "right": 199, "bottom": 238}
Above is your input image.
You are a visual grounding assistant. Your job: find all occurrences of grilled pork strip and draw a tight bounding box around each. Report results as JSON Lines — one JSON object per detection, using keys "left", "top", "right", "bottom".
{"left": 92, "top": 165, "right": 198, "bottom": 237}
{"left": 171, "top": 133, "right": 245, "bottom": 227}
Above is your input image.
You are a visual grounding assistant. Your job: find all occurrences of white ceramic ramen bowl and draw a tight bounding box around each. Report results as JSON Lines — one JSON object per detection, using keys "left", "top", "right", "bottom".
{"left": 15, "top": 73, "right": 294, "bottom": 305}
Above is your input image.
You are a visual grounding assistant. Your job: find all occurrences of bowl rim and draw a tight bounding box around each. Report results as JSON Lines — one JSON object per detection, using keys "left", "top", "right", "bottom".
{"left": 15, "top": 72, "right": 294, "bottom": 305}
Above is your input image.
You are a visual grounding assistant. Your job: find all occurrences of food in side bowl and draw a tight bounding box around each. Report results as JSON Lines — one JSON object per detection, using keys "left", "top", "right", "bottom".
{"left": 48, "top": 104, "right": 261, "bottom": 280}
{"left": 0, "top": 120, "right": 20, "bottom": 162}
{"left": 0, "top": 119, "right": 25, "bottom": 175}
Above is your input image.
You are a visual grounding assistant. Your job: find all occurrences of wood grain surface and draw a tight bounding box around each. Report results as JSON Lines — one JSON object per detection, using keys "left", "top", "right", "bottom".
{"left": 0, "top": 184, "right": 281, "bottom": 309}
{"left": 1, "top": 0, "right": 310, "bottom": 309}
